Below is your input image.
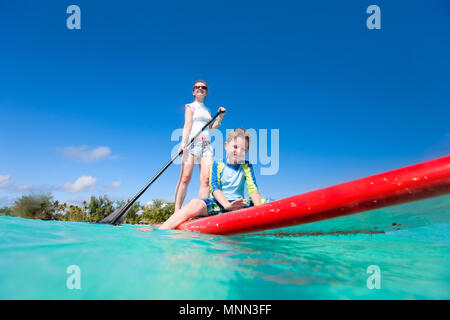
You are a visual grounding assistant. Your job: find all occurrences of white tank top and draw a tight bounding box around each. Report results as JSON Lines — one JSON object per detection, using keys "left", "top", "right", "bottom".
{"left": 186, "top": 101, "right": 212, "bottom": 141}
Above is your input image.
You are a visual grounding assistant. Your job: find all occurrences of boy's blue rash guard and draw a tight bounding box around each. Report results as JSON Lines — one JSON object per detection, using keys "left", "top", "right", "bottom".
{"left": 209, "top": 161, "right": 259, "bottom": 201}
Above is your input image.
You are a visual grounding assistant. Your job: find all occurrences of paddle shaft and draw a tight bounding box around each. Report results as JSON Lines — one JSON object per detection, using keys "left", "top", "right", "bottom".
{"left": 110, "top": 110, "right": 224, "bottom": 224}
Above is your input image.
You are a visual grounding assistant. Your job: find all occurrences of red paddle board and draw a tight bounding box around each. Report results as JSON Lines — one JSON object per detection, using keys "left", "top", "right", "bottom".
{"left": 177, "top": 155, "right": 450, "bottom": 235}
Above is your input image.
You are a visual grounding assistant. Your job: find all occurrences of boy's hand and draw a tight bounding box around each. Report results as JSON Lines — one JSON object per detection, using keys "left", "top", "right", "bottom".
{"left": 225, "top": 198, "right": 247, "bottom": 211}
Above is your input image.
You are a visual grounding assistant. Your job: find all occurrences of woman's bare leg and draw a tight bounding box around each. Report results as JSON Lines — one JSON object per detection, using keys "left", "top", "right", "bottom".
{"left": 174, "top": 153, "right": 195, "bottom": 211}
{"left": 159, "top": 199, "right": 208, "bottom": 230}
{"left": 198, "top": 155, "right": 213, "bottom": 199}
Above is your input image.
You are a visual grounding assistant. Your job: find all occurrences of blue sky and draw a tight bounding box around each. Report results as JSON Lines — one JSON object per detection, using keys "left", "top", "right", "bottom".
{"left": 1, "top": 0, "right": 449, "bottom": 207}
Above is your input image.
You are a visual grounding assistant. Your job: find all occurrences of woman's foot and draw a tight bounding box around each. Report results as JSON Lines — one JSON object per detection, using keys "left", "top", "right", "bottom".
{"left": 137, "top": 227, "right": 154, "bottom": 232}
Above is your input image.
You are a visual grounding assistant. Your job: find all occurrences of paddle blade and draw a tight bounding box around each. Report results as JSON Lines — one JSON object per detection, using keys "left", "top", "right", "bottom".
{"left": 100, "top": 206, "right": 129, "bottom": 225}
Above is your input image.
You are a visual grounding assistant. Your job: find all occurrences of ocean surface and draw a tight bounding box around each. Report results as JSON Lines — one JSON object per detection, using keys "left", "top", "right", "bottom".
{"left": 1, "top": 195, "right": 449, "bottom": 299}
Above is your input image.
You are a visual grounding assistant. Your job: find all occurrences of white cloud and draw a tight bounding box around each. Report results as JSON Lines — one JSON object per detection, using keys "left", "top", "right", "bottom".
{"left": 0, "top": 174, "right": 11, "bottom": 189}
{"left": 57, "top": 146, "right": 118, "bottom": 163}
{"left": 102, "top": 180, "right": 122, "bottom": 192}
{"left": 111, "top": 181, "right": 121, "bottom": 188}
{"left": 60, "top": 176, "right": 97, "bottom": 193}
{"left": 145, "top": 200, "right": 168, "bottom": 208}
{"left": 0, "top": 174, "right": 54, "bottom": 193}
{"left": 66, "top": 195, "right": 92, "bottom": 206}
{"left": 0, "top": 196, "right": 14, "bottom": 207}
{"left": 14, "top": 185, "right": 54, "bottom": 194}
{"left": 15, "top": 184, "right": 31, "bottom": 191}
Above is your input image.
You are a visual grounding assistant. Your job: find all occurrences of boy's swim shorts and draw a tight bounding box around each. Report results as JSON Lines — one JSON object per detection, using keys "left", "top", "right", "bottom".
{"left": 201, "top": 198, "right": 262, "bottom": 216}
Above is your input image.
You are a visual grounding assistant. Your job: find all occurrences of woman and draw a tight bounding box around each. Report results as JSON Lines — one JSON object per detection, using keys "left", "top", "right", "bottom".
{"left": 174, "top": 80, "right": 226, "bottom": 211}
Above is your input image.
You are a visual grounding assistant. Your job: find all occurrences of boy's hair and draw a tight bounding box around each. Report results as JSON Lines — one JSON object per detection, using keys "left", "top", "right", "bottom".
{"left": 226, "top": 128, "right": 251, "bottom": 151}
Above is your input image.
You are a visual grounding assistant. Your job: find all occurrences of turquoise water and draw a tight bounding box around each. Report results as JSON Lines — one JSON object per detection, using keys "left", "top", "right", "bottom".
{"left": 1, "top": 195, "right": 449, "bottom": 299}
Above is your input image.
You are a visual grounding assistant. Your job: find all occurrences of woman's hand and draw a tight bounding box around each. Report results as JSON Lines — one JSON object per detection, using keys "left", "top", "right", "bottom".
{"left": 224, "top": 198, "right": 247, "bottom": 211}
{"left": 178, "top": 144, "right": 188, "bottom": 154}
{"left": 210, "top": 106, "right": 226, "bottom": 130}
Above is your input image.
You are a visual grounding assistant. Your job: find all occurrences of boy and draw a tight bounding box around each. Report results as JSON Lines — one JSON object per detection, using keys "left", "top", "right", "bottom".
{"left": 158, "top": 128, "right": 262, "bottom": 230}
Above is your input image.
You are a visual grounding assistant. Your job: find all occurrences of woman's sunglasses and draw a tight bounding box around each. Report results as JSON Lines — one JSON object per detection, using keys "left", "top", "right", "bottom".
{"left": 193, "top": 85, "right": 208, "bottom": 90}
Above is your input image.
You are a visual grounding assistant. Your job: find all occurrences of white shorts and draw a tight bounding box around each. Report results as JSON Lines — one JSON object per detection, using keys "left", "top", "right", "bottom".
{"left": 186, "top": 136, "right": 213, "bottom": 161}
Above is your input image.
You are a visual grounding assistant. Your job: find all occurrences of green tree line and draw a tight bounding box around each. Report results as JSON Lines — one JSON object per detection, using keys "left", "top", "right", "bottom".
{"left": 0, "top": 194, "right": 174, "bottom": 224}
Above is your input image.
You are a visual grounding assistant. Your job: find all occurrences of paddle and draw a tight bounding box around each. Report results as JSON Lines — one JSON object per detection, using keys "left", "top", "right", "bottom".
{"left": 100, "top": 109, "right": 225, "bottom": 225}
